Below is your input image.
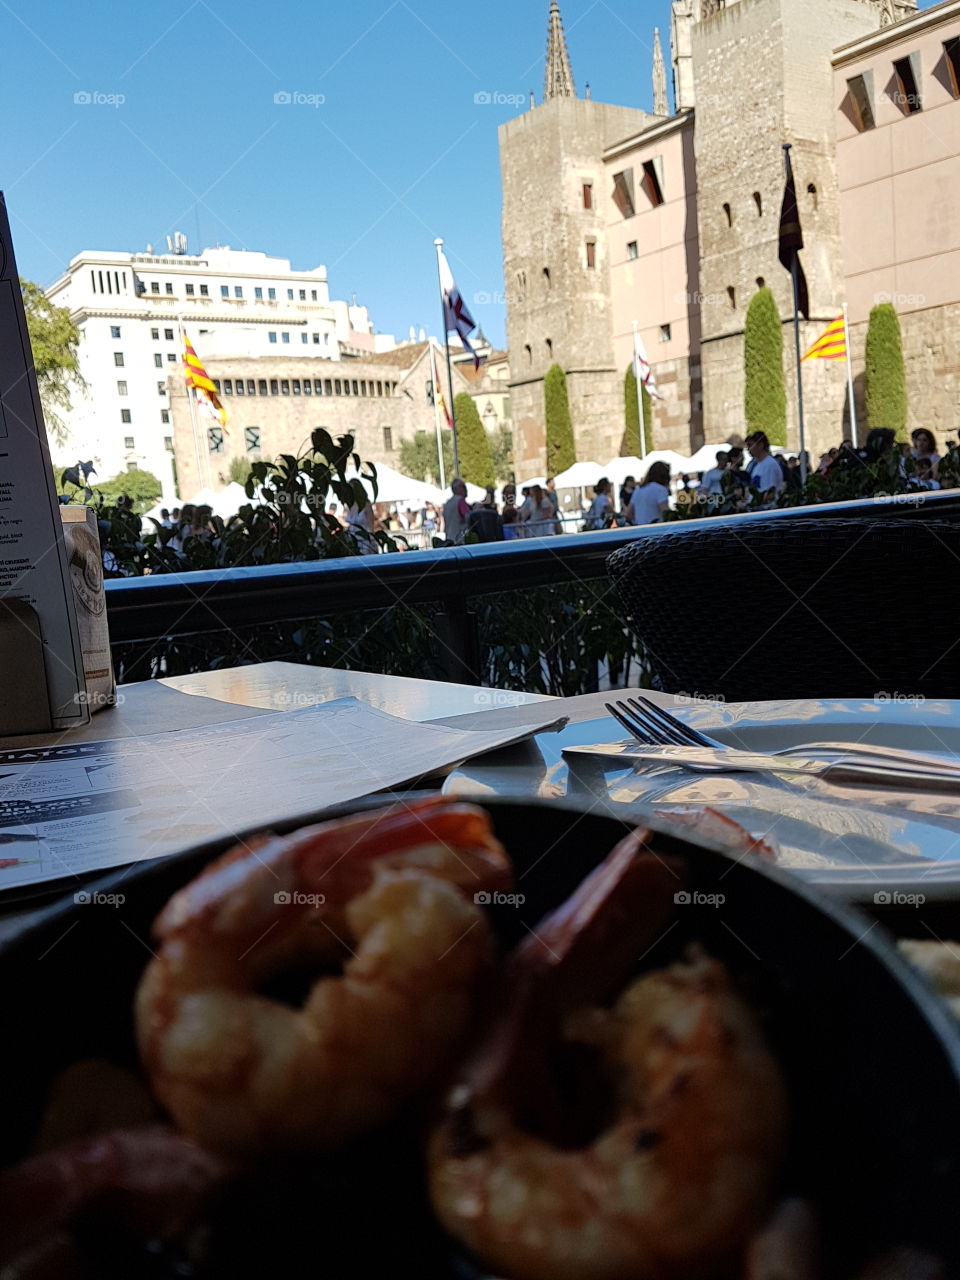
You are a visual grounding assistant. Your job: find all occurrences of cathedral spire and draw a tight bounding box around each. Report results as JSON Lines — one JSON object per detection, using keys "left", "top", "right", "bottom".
{"left": 544, "top": 0, "right": 576, "bottom": 101}
{"left": 652, "top": 28, "right": 669, "bottom": 116}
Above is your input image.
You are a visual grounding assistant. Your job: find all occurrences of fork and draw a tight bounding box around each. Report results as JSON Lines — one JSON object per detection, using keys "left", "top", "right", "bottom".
{"left": 606, "top": 695, "right": 960, "bottom": 776}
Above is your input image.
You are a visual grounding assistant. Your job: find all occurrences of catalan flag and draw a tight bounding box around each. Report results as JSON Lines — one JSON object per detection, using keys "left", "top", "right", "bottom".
{"left": 803, "top": 314, "right": 847, "bottom": 362}
{"left": 183, "top": 331, "right": 227, "bottom": 427}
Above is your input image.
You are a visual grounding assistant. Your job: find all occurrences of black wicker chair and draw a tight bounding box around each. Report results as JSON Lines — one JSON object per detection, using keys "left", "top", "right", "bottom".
{"left": 607, "top": 519, "right": 960, "bottom": 702}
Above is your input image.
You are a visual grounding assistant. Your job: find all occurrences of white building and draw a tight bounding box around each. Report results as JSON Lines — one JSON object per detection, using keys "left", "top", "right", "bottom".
{"left": 46, "top": 241, "right": 377, "bottom": 498}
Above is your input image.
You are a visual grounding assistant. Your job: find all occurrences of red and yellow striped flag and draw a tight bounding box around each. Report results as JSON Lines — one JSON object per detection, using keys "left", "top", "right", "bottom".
{"left": 183, "top": 331, "right": 227, "bottom": 426}
{"left": 802, "top": 314, "right": 847, "bottom": 362}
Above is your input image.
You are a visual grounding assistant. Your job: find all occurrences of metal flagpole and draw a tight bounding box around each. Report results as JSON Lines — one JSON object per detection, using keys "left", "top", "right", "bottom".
{"left": 434, "top": 238, "right": 461, "bottom": 478}
{"left": 429, "top": 340, "right": 447, "bottom": 491}
{"left": 783, "top": 145, "right": 808, "bottom": 485}
{"left": 177, "top": 315, "right": 204, "bottom": 494}
{"left": 843, "top": 301, "right": 859, "bottom": 449}
{"left": 633, "top": 321, "right": 648, "bottom": 461}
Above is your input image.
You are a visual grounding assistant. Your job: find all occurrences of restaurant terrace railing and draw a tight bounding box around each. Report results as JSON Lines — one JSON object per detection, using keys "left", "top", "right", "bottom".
{"left": 105, "top": 489, "right": 960, "bottom": 696}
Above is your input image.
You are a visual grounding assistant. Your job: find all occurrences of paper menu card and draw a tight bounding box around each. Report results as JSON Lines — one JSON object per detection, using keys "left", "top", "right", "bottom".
{"left": 0, "top": 192, "right": 87, "bottom": 731}
{"left": 0, "top": 697, "right": 568, "bottom": 892}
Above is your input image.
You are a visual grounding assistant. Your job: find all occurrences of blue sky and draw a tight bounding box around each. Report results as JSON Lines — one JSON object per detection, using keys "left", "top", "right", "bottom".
{"left": 0, "top": 0, "right": 673, "bottom": 347}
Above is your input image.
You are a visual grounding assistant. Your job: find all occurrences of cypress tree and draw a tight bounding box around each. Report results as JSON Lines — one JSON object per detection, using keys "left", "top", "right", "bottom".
{"left": 453, "top": 393, "right": 495, "bottom": 488}
{"left": 864, "top": 302, "right": 908, "bottom": 439}
{"left": 744, "top": 287, "right": 787, "bottom": 446}
{"left": 623, "top": 365, "right": 653, "bottom": 455}
{"left": 544, "top": 363, "right": 576, "bottom": 474}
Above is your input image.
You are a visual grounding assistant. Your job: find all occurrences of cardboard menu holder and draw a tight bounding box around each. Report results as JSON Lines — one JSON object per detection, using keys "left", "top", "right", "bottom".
{"left": 0, "top": 192, "right": 88, "bottom": 734}
{"left": 59, "top": 507, "right": 116, "bottom": 713}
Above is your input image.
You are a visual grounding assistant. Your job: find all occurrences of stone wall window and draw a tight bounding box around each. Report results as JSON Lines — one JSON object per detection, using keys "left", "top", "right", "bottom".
{"left": 207, "top": 427, "right": 224, "bottom": 454}
{"left": 117, "top": 380, "right": 127, "bottom": 395}
{"left": 659, "top": 324, "right": 672, "bottom": 343}
{"left": 627, "top": 241, "right": 638, "bottom": 260}
{"left": 756, "top": 276, "right": 765, "bottom": 288}
{"left": 582, "top": 182, "right": 593, "bottom": 210}
{"left": 235, "top": 380, "right": 245, "bottom": 396}
{"left": 641, "top": 158, "right": 665, "bottom": 208}
{"left": 114, "top": 352, "right": 125, "bottom": 367}
{"left": 281, "top": 380, "right": 290, "bottom": 395}
{"left": 124, "top": 435, "right": 134, "bottom": 449}
{"left": 259, "top": 380, "right": 268, "bottom": 395}
{"left": 722, "top": 202, "right": 732, "bottom": 227}
{"left": 245, "top": 427, "right": 261, "bottom": 453}
{"left": 727, "top": 286, "right": 736, "bottom": 308}
{"left": 944, "top": 38, "right": 960, "bottom": 97}
{"left": 292, "top": 380, "right": 301, "bottom": 395}
{"left": 753, "top": 191, "right": 763, "bottom": 216}
{"left": 383, "top": 427, "right": 393, "bottom": 452}
{"left": 892, "top": 53, "right": 922, "bottom": 114}
{"left": 121, "top": 409, "right": 131, "bottom": 424}
{"left": 247, "top": 380, "right": 256, "bottom": 395}
{"left": 612, "top": 169, "right": 636, "bottom": 219}
{"left": 157, "top": 381, "right": 166, "bottom": 395}
{"left": 524, "top": 343, "right": 532, "bottom": 366}
{"left": 270, "top": 380, "right": 279, "bottom": 395}
{"left": 585, "top": 240, "right": 597, "bottom": 269}
{"left": 543, "top": 267, "right": 551, "bottom": 288}
{"left": 807, "top": 183, "right": 818, "bottom": 212}
{"left": 546, "top": 338, "right": 554, "bottom": 358}
{"left": 222, "top": 379, "right": 233, "bottom": 395}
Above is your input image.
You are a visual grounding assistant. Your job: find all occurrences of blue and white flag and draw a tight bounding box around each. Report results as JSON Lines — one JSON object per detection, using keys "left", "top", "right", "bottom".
{"left": 438, "top": 245, "right": 480, "bottom": 369}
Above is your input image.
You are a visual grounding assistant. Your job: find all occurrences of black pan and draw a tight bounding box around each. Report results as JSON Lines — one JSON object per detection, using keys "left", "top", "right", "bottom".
{"left": 2, "top": 796, "right": 958, "bottom": 1278}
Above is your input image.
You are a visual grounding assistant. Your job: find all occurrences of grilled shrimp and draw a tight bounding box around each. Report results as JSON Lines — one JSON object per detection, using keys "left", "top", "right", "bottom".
{"left": 428, "top": 828, "right": 788, "bottom": 1280}
{"left": 136, "top": 798, "right": 512, "bottom": 1156}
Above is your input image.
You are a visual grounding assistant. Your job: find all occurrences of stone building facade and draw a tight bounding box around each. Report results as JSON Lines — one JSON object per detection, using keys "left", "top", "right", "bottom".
{"left": 834, "top": 0, "right": 960, "bottom": 439}
{"left": 168, "top": 344, "right": 490, "bottom": 495}
{"left": 502, "top": 0, "right": 935, "bottom": 471}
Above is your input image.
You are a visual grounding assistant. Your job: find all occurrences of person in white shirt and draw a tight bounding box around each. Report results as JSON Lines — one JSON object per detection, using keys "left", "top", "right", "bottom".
{"left": 627, "top": 462, "right": 672, "bottom": 525}
{"left": 745, "top": 431, "right": 785, "bottom": 504}
{"left": 700, "top": 451, "right": 729, "bottom": 497}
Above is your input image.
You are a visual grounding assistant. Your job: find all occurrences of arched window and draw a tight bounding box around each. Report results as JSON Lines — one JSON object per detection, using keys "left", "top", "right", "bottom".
{"left": 546, "top": 338, "right": 553, "bottom": 359}
{"left": 542, "top": 267, "right": 551, "bottom": 289}
{"left": 807, "top": 182, "right": 818, "bottom": 212}
{"left": 753, "top": 191, "right": 763, "bottom": 216}
{"left": 722, "top": 201, "right": 732, "bottom": 227}
{"left": 524, "top": 343, "right": 532, "bottom": 366}
{"left": 756, "top": 276, "right": 765, "bottom": 289}
{"left": 727, "top": 286, "right": 736, "bottom": 309}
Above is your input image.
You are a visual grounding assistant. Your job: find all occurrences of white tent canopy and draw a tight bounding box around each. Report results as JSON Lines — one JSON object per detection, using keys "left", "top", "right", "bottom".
{"left": 552, "top": 461, "right": 604, "bottom": 490}
{"left": 604, "top": 452, "right": 689, "bottom": 485}
{"left": 346, "top": 463, "right": 444, "bottom": 507}
{"left": 515, "top": 475, "right": 547, "bottom": 491}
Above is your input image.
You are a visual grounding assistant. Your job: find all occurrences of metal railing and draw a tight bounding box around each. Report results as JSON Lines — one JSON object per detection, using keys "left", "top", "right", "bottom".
{"left": 106, "top": 489, "right": 960, "bottom": 687}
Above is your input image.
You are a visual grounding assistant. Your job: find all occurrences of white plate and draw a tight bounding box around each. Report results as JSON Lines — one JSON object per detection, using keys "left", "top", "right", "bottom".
{"left": 444, "top": 697, "right": 960, "bottom": 901}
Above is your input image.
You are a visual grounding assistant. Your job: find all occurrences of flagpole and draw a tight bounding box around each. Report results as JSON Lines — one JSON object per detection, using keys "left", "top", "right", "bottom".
{"left": 429, "top": 340, "right": 447, "bottom": 490}
{"left": 632, "top": 321, "right": 648, "bottom": 462}
{"left": 178, "top": 315, "right": 204, "bottom": 495}
{"left": 783, "top": 144, "right": 808, "bottom": 485}
{"left": 843, "top": 301, "right": 859, "bottom": 449}
{"left": 434, "top": 238, "right": 461, "bottom": 479}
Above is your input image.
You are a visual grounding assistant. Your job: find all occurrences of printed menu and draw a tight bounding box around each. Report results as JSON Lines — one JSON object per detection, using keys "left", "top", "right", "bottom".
{"left": 0, "top": 193, "right": 87, "bottom": 731}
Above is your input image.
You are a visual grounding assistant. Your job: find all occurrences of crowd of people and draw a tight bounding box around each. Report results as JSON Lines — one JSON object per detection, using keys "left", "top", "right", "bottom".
{"left": 112, "top": 425, "right": 954, "bottom": 568}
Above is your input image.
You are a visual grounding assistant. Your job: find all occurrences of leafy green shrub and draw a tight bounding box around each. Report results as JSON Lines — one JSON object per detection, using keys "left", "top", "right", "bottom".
{"left": 454, "top": 393, "right": 495, "bottom": 488}
{"left": 544, "top": 364, "right": 576, "bottom": 474}
{"left": 397, "top": 429, "right": 453, "bottom": 485}
{"left": 744, "top": 287, "right": 787, "bottom": 446}
{"left": 864, "top": 302, "right": 908, "bottom": 440}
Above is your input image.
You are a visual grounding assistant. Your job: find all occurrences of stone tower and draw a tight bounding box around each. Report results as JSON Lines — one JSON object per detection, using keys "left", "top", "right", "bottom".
{"left": 499, "top": 2, "right": 650, "bottom": 470}
{"left": 652, "top": 29, "right": 669, "bottom": 117}
{"left": 683, "top": 0, "right": 917, "bottom": 454}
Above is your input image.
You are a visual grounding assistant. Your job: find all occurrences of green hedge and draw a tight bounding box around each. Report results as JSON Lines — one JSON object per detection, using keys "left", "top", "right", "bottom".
{"left": 544, "top": 363, "right": 576, "bottom": 474}
{"left": 744, "top": 287, "right": 787, "bottom": 447}
{"left": 864, "top": 302, "right": 908, "bottom": 440}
